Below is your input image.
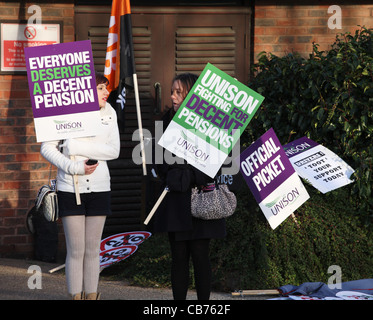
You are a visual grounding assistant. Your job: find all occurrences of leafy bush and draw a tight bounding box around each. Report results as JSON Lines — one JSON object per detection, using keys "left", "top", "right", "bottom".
{"left": 246, "top": 26, "right": 373, "bottom": 222}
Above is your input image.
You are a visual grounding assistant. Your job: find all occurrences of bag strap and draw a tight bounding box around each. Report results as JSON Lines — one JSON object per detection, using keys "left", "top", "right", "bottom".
{"left": 199, "top": 178, "right": 220, "bottom": 192}
{"left": 46, "top": 140, "right": 63, "bottom": 189}
{"left": 48, "top": 163, "right": 53, "bottom": 185}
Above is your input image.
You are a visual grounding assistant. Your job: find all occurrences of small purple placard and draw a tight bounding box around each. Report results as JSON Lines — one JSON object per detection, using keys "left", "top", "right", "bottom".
{"left": 238, "top": 128, "right": 295, "bottom": 203}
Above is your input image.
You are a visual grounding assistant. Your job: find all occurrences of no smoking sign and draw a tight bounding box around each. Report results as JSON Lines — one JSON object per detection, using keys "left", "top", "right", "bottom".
{"left": 24, "top": 26, "right": 37, "bottom": 40}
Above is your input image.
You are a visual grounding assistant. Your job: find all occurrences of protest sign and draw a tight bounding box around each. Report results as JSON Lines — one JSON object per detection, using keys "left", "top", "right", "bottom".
{"left": 238, "top": 128, "right": 309, "bottom": 229}
{"left": 283, "top": 136, "right": 355, "bottom": 193}
{"left": 100, "top": 245, "right": 138, "bottom": 269}
{"left": 24, "top": 40, "right": 101, "bottom": 142}
{"left": 49, "top": 231, "right": 152, "bottom": 273}
{"left": 158, "top": 63, "right": 264, "bottom": 178}
{"left": 99, "top": 231, "right": 151, "bottom": 269}
{"left": 100, "top": 231, "right": 151, "bottom": 251}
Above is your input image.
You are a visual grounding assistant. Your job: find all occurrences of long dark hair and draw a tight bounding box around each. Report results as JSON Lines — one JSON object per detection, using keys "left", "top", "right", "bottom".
{"left": 168, "top": 73, "right": 198, "bottom": 118}
{"left": 172, "top": 73, "right": 198, "bottom": 99}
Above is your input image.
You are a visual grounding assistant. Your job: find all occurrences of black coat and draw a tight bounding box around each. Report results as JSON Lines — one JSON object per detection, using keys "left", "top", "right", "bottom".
{"left": 152, "top": 109, "right": 226, "bottom": 241}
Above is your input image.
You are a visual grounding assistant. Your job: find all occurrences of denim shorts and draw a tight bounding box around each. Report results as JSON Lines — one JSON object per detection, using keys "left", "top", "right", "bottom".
{"left": 57, "top": 191, "right": 112, "bottom": 217}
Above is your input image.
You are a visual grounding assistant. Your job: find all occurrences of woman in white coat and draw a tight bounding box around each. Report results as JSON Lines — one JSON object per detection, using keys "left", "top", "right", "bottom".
{"left": 40, "top": 73, "right": 120, "bottom": 299}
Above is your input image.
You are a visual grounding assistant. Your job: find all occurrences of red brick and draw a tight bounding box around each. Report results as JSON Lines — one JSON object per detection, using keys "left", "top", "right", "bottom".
{"left": 2, "top": 181, "right": 24, "bottom": 190}
{"left": 265, "top": 27, "right": 288, "bottom": 36}
{"left": 265, "top": 9, "right": 288, "bottom": 18}
{"left": 254, "top": 4, "right": 373, "bottom": 62}
{"left": 255, "top": 9, "right": 266, "bottom": 19}
{"left": 3, "top": 235, "right": 27, "bottom": 245}
{"left": 63, "top": 8, "right": 74, "bottom": 16}
{"left": 15, "top": 153, "right": 41, "bottom": 162}
{"left": 308, "top": 9, "right": 327, "bottom": 17}
{"left": 0, "top": 136, "right": 18, "bottom": 144}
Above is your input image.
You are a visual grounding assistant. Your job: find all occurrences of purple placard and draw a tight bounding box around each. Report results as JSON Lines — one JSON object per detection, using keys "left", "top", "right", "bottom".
{"left": 283, "top": 136, "right": 319, "bottom": 158}
{"left": 239, "top": 128, "right": 295, "bottom": 203}
{"left": 24, "top": 40, "right": 99, "bottom": 119}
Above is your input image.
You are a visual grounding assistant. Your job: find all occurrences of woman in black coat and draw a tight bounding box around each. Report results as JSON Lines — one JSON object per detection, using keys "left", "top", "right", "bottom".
{"left": 153, "top": 73, "right": 226, "bottom": 300}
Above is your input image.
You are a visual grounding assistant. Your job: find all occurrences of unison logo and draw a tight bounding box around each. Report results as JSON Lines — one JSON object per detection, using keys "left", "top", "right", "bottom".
{"left": 54, "top": 120, "right": 83, "bottom": 130}
{"left": 177, "top": 131, "right": 209, "bottom": 162}
{"left": 265, "top": 188, "right": 300, "bottom": 216}
{"left": 284, "top": 142, "right": 312, "bottom": 157}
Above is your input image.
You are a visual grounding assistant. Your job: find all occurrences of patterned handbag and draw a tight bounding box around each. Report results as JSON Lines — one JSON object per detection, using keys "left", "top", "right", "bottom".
{"left": 191, "top": 183, "right": 237, "bottom": 220}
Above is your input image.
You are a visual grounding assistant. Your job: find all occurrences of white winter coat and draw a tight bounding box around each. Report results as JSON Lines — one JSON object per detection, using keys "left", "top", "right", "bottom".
{"left": 40, "top": 103, "right": 120, "bottom": 193}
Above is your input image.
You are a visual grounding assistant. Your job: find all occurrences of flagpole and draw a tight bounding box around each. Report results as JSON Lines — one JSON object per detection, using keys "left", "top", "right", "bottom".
{"left": 133, "top": 73, "right": 147, "bottom": 176}
{"left": 104, "top": 0, "right": 145, "bottom": 174}
{"left": 127, "top": 0, "right": 146, "bottom": 176}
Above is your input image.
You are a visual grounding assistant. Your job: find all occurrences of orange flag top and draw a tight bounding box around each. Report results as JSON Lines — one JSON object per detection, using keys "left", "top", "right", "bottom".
{"left": 104, "top": 0, "right": 132, "bottom": 92}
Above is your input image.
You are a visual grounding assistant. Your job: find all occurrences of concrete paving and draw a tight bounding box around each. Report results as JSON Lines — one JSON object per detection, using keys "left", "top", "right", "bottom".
{"left": 0, "top": 258, "right": 277, "bottom": 301}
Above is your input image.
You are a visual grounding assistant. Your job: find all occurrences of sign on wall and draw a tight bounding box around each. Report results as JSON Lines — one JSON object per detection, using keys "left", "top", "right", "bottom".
{"left": 158, "top": 63, "right": 264, "bottom": 178}
{"left": 24, "top": 40, "right": 101, "bottom": 142}
{"left": 1, "top": 22, "right": 60, "bottom": 73}
{"left": 238, "top": 128, "right": 309, "bottom": 229}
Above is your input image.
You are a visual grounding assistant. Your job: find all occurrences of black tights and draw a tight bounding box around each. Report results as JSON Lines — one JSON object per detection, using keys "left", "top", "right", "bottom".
{"left": 168, "top": 233, "right": 212, "bottom": 300}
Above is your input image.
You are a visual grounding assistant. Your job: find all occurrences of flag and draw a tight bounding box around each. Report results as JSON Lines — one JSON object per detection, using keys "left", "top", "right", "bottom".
{"left": 104, "top": 0, "right": 136, "bottom": 131}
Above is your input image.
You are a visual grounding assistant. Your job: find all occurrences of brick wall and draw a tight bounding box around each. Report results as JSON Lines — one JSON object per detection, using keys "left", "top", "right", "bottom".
{"left": 254, "top": 1, "right": 373, "bottom": 60}
{"left": 0, "top": 1, "right": 74, "bottom": 258}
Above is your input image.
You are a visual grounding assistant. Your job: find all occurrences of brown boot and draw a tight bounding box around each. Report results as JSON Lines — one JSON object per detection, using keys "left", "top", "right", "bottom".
{"left": 71, "top": 292, "right": 85, "bottom": 300}
{"left": 85, "top": 292, "right": 101, "bottom": 300}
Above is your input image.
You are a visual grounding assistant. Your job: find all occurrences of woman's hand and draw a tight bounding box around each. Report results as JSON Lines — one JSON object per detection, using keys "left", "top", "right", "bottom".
{"left": 84, "top": 160, "right": 99, "bottom": 175}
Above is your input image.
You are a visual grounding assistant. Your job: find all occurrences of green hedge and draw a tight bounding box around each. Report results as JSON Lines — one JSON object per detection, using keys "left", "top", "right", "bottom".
{"left": 102, "top": 27, "right": 373, "bottom": 291}
{"left": 246, "top": 26, "right": 373, "bottom": 222}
